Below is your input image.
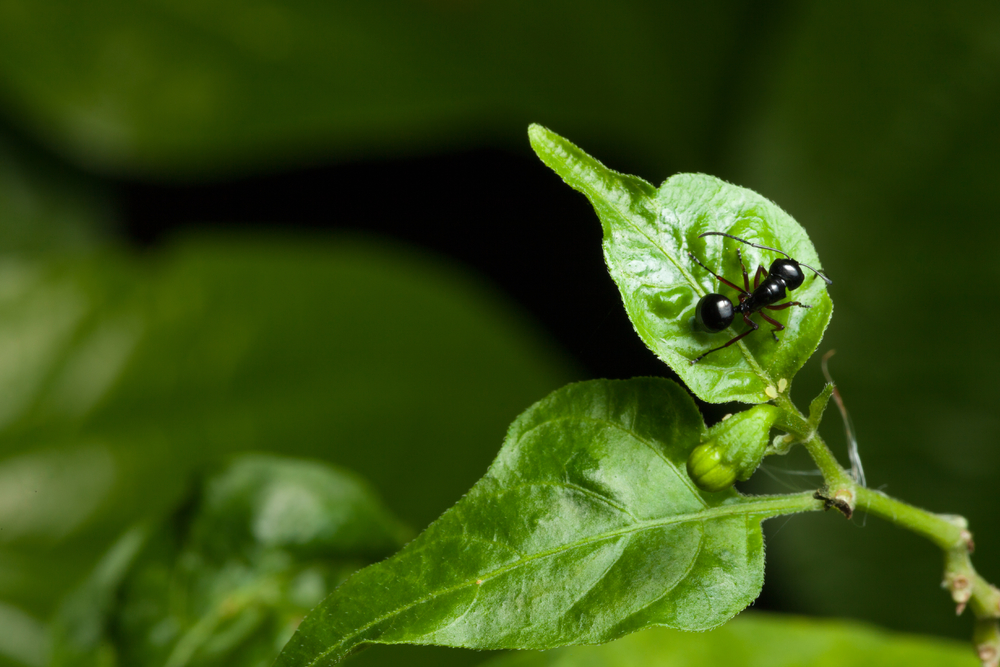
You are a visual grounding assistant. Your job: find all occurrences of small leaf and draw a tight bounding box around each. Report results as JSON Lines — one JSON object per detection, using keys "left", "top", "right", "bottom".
{"left": 529, "top": 125, "right": 832, "bottom": 404}
{"left": 705, "top": 405, "right": 782, "bottom": 483}
{"left": 478, "top": 613, "right": 980, "bottom": 667}
{"left": 275, "top": 379, "right": 818, "bottom": 667}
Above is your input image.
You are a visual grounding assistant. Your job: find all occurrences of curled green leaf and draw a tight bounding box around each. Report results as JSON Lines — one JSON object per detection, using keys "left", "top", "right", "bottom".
{"left": 275, "top": 379, "right": 819, "bottom": 666}
{"left": 529, "top": 124, "right": 832, "bottom": 404}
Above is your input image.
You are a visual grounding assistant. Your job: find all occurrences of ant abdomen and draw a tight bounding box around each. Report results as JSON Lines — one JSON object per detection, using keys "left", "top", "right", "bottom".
{"left": 695, "top": 293, "right": 735, "bottom": 332}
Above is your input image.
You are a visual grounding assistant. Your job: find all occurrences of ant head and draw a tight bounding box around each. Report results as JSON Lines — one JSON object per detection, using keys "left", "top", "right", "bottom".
{"left": 698, "top": 231, "right": 832, "bottom": 287}
{"left": 769, "top": 258, "right": 805, "bottom": 290}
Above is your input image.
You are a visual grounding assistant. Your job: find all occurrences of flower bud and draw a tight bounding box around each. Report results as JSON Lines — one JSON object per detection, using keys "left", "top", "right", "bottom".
{"left": 686, "top": 442, "right": 737, "bottom": 492}
{"left": 686, "top": 404, "right": 782, "bottom": 492}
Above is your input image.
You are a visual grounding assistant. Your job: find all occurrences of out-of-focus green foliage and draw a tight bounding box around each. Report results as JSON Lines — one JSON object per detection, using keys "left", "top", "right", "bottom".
{"left": 0, "top": 1, "right": 754, "bottom": 178}
{"left": 49, "top": 455, "right": 406, "bottom": 667}
{"left": 479, "top": 613, "right": 980, "bottom": 667}
{"left": 0, "top": 229, "right": 574, "bottom": 667}
{"left": 0, "top": 132, "right": 113, "bottom": 255}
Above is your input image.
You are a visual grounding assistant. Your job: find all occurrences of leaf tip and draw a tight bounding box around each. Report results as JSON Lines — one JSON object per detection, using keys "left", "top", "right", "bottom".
{"left": 527, "top": 122, "right": 547, "bottom": 137}
{"left": 527, "top": 123, "right": 555, "bottom": 154}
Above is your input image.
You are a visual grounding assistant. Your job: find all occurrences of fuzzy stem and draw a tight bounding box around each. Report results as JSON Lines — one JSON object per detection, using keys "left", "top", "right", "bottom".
{"left": 774, "top": 387, "right": 1000, "bottom": 665}
{"left": 854, "top": 487, "right": 965, "bottom": 551}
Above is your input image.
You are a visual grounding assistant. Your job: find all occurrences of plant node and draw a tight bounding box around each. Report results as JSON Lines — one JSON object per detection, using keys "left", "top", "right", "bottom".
{"left": 974, "top": 619, "right": 1000, "bottom": 667}
{"left": 813, "top": 487, "right": 854, "bottom": 520}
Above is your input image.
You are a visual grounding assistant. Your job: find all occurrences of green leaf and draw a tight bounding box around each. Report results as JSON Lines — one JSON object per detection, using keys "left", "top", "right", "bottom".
{"left": 275, "top": 378, "right": 818, "bottom": 667}
{"left": 0, "top": 600, "right": 47, "bottom": 667}
{"left": 47, "top": 524, "right": 150, "bottom": 667}
{"left": 478, "top": 613, "right": 980, "bottom": 667}
{"left": 50, "top": 455, "right": 406, "bottom": 667}
{"left": 529, "top": 125, "right": 832, "bottom": 404}
{"left": 688, "top": 405, "right": 781, "bottom": 492}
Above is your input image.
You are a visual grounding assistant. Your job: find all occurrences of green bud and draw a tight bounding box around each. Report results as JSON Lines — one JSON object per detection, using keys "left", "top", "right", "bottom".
{"left": 686, "top": 442, "right": 737, "bottom": 492}
{"left": 686, "top": 405, "right": 782, "bottom": 492}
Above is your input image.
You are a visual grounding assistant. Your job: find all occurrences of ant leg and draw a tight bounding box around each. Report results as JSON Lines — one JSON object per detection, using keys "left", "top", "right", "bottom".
{"left": 764, "top": 300, "right": 811, "bottom": 311}
{"left": 690, "top": 313, "right": 758, "bottom": 364}
{"left": 759, "top": 311, "right": 784, "bottom": 342}
{"left": 687, "top": 251, "right": 748, "bottom": 295}
{"left": 736, "top": 249, "right": 751, "bottom": 292}
{"left": 753, "top": 265, "right": 768, "bottom": 289}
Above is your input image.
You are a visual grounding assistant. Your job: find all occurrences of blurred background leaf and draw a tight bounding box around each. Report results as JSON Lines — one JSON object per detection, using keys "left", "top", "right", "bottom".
{"left": 0, "top": 232, "right": 575, "bottom": 667}
{"left": 0, "top": 1, "right": 759, "bottom": 178}
{"left": 49, "top": 454, "right": 408, "bottom": 667}
{"left": 0, "top": 129, "right": 113, "bottom": 256}
{"left": 478, "top": 613, "right": 980, "bottom": 667}
{"left": 0, "top": 0, "right": 997, "bottom": 665}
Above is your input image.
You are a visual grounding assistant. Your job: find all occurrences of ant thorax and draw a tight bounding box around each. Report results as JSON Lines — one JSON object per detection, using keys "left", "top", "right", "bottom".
{"left": 687, "top": 231, "right": 830, "bottom": 364}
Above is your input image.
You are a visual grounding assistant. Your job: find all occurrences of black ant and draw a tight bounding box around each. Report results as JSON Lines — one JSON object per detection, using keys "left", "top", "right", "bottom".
{"left": 687, "top": 231, "right": 831, "bottom": 364}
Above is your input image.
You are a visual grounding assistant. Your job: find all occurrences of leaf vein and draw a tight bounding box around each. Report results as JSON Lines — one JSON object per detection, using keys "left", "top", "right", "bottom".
{"left": 511, "top": 414, "right": 707, "bottom": 510}
{"left": 306, "top": 494, "right": 805, "bottom": 666}
{"left": 493, "top": 480, "right": 640, "bottom": 523}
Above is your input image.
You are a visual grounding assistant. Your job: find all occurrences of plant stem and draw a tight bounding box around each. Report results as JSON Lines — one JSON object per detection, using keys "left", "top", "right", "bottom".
{"left": 773, "top": 393, "right": 855, "bottom": 490}
{"left": 800, "top": 432, "right": 854, "bottom": 490}
{"left": 854, "top": 486, "right": 964, "bottom": 550}
{"left": 743, "top": 491, "right": 823, "bottom": 517}
{"left": 773, "top": 388, "right": 1000, "bottom": 665}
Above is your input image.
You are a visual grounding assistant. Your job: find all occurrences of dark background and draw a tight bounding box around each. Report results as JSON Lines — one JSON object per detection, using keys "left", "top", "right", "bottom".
{"left": 0, "top": 2, "right": 998, "bottom": 665}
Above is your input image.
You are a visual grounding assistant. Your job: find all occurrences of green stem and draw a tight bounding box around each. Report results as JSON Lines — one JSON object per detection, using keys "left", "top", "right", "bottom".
{"left": 773, "top": 393, "right": 854, "bottom": 490}
{"left": 800, "top": 432, "right": 854, "bottom": 490}
{"left": 742, "top": 491, "right": 823, "bottom": 517}
{"left": 772, "top": 387, "right": 1000, "bottom": 665}
{"left": 854, "top": 487, "right": 965, "bottom": 551}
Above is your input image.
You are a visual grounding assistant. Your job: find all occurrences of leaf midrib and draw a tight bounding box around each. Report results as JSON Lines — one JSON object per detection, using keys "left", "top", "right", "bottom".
{"left": 307, "top": 493, "right": 805, "bottom": 666}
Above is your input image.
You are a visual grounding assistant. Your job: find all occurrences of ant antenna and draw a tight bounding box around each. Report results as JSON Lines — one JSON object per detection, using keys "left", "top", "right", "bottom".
{"left": 822, "top": 350, "right": 866, "bottom": 488}
{"left": 698, "top": 231, "right": 833, "bottom": 285}
{"left": 798, "top": 261, "right": 833, "bottom": 285}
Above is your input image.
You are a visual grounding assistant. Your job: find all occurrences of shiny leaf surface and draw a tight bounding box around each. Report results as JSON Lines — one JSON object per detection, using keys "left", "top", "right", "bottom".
{"left": 49, "top": 455, "right": 407, "bottom": 667}
{"left": 480, "top": 613, "right": 979, "bottom": 667}
{"left": 529, "top": 125, "right": 832, "bottom": 404}
{"left": 276, "top": 378, "right": 817, "bottom": 667}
